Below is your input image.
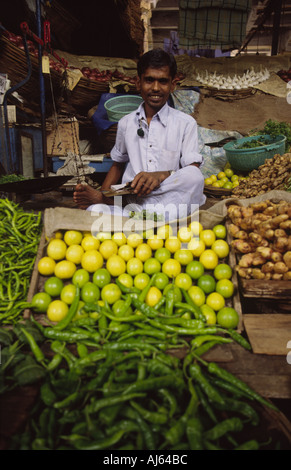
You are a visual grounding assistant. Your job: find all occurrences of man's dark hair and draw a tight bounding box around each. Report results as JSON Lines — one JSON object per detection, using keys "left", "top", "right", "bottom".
{"left": 137, "top": 48, "right": 177, "bottom": 79}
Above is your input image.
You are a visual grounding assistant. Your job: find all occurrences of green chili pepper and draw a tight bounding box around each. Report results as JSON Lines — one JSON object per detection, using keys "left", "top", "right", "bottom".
{"left": 207, "top": 362, "right": 279, "bottom": 411}
{"left": 53, "top": 286, "right": 80, "bottom": 331}
{"left": 153, "top": 295, "right": 166, "bottom": 311}
{"left": 130, "top": 400, "right": 168, "bottom": 424}
{"left": 189, "top": 363, "right": 225, "bottom": 405}
{"left": 73, "top": 430, "right": 126, "bottom": 450}
{"left": 117, "top": 328, "right": 167, "bottom": 342}
{"left": 76, "top": 343, "right": 88, "bottom": 358}
{"left": 158, "top": 388, "right": 177, "bottom": 418}
{"left": 122, "top": 374, "right": 185, "bottom": 396}
{"left": 196, "top": 384, "right": 217, "bottom": 423}
{"left": 115, "top": 278, "right": 140, "bottom": 295}
{"left": 203, "top": 417, "right": 243, "bottom": 441}
{"left": 105, "top": 419, "right": 139, "bottom": 436}
{"left": 20, "top": 327, "right": 45, "bottom": 365}
{"left": 86, "top": 392, "right": 146, "bottom": 415}
{"left": 192, "top": 340, "right": 219, "bottom": 357}
{"left": 44, "top": 328, "right": 91, "bottom": 343}
{"left": 159, "top": 317, "right": 205, "bottom": 329}
{"left": 73, "top": 349, "right": 107, "bottom": 370}
{"left": 98, "top": 313, "right": 108, "bottom": 338}
{"left": 46, "top": 353, "right": 63, "bottom": 372}
{"left": 164, "top": 393, "right": 198, "bottom": 446}
{"left": 40, "top": 382, "right": 57, "bottom": 406}
{"left": 138, "top": 273, "right": 157, "bottom": 302}
{"left": 225, "top": 328, "right": 252, "bottom": 351}
{"left": 145, "top": 358, "right": 177, "bottom": 377}
{"left": 165, "top": 287, "right": 175, "bottom": 316}
{"left": 186, "top": 417, "right": 203, "bottom": 450}
{"left": 213, "top": 396, "right": 260, "bottom": 426}
{"left": 53, "top": 391, "right": 80, "bottom": 409}
{"left": 191, "top": 334, "right": 232, "bottom": 349}
{"left": 50, "top": 340, "right": 76, "bottom": 370}
{"left": 234, "top": 439, "right": 260, "bottom": 450}
{"left": 180, "top": 288, "right": 204, "bottom": 320}
{"left": 140, "top": 415, "right": 157, "bottom": 449}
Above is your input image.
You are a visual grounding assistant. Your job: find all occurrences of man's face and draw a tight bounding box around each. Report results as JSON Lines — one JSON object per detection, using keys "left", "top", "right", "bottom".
{"left": 136, "top": 66, "right": 176, "bottom": 114}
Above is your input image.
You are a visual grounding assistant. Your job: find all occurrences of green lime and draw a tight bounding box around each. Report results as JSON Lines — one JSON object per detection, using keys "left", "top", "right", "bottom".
{"left": 44, "top": 276, "right": 64, "bottom": 297}
{"left": 92, "top": 268, "right": 111, "bottom": 288}
{"left": 72, "top": 268, "right": 90, "bottom": 288}
{"left": 31, "top": 292, "right": 52, "bottom": 313}
{"left": 154, "top": 247, "right": 171, "bottom": 264}
{"left": 185, "top": 260, "right": 204, "bottom": 280}
{"left": 153, "top": 272, "right": 169, "bottom": 290}
{"left": 216, "top": 307, "right": 239, "bottom": 329}
{"left": 81, "top": 282, "right": 100, "bottom": 303}
{"left": 197, "top": 274, "right": 216, "bottom": 294}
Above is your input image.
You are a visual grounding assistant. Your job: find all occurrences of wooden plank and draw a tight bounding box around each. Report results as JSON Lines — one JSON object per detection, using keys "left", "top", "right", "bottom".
{"left": 240, "top": 278, "right": 291, "bottom": 300}
{"left": 204, "top": 342, "right": 291, "bottom": 399}
{"left": 244, "top": 314, "right": 291, "bottom": 356}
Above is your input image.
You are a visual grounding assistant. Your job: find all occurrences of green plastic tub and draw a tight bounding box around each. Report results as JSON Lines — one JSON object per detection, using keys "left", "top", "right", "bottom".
{"left": 223, "top": 134, "right": 287, "bottom": 171}
{"left": 105, "top": 95, "right": 143, "bottom": 122}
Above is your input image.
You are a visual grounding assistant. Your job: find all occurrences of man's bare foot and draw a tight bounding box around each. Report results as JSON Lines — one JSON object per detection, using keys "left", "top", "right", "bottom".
{"left": 73, "top": 184, "right": 106, "bottom": 209}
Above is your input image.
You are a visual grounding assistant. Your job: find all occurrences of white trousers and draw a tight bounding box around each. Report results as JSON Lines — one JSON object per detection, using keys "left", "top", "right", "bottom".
{"left": 87, "top": 166, "right": 206, "bottom": 222}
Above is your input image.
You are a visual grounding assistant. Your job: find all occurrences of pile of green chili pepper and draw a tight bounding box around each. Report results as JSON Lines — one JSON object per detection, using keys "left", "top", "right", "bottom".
{"left": 1, "top": 239, "right": 286, "bottom": 450}
{"left": 3, "top": 297, "right": 284, "bottom": 451}
{"left": 0, "top": 198, "right": 42, "bottom": 325}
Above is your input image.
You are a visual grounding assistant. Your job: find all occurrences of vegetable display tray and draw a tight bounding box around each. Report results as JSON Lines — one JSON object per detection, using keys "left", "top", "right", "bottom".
{"left": 24, "top": 208, "right": 243, "bottom": 332}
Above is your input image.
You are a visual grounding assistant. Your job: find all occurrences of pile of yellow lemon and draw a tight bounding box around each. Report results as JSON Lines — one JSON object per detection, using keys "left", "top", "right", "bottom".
{"left": 34, "top": 221, "right": 239, "bottom": 329}
{"left": 204, "top": 165, "right": 247, "bottom": 190}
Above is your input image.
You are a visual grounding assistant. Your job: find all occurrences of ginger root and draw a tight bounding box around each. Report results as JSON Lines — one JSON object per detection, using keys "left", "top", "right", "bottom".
{"left": 227, "top": 198, "right": 291, "bottom": 281}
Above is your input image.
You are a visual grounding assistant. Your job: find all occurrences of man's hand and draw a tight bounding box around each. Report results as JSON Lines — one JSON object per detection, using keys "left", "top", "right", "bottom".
{"left": 130, "top": 171, "right": 170, "bottom": 196}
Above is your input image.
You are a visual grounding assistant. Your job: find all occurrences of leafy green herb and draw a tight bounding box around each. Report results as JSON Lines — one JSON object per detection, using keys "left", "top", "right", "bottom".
{"left": 252, "top": 119, "right": 291, "bottom": 151}
{"left": 0, "top": 174, "right": 28, "bottom": 185}
{"left": 129, "top": 209, "right": 164, "bottom": 221}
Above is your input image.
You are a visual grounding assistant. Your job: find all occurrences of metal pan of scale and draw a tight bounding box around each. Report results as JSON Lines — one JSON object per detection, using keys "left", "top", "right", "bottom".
{"left": 0, "top": 175, "right": 73, "bottom": 194}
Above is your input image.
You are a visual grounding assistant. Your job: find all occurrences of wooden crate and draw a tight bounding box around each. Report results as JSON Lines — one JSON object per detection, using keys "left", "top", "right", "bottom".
{"left": 24, "top": 218, "right": 243, "bottom": 332}
{"left": 226, "top": 216, "right": 291, "bottom": 355}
